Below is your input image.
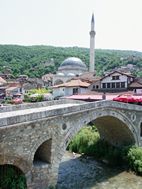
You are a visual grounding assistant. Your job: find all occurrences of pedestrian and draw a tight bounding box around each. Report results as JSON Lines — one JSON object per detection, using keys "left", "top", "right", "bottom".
{"left": 102, "top": 92, "right": 106, "bottom": 100}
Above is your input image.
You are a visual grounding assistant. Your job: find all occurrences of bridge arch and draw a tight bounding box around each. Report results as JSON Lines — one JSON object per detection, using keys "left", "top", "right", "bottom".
{"left": 54, "top": 79, "right": 64, "bottom": 85}
{"left": 64, "top": 109, "right": 138, "bottom": 149}
{"left": 52, "top": 108, "right": 138, "bottom": 173}
{"left": 31, "top": 135, "right": 52, "bottom": 165}
{"left": 33, "top": 139, "right": 52, "bottom": 165}
{"left": 0, "top": 154, "right": 31, "bottom": 174}
{"left": 0, "top": 164, "right": 27, "bottom": 189}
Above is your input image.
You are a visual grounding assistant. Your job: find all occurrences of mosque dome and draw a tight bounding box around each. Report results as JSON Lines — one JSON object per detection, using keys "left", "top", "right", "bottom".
{"left": 58, "top": 57, "right": 87, "bottom": 71}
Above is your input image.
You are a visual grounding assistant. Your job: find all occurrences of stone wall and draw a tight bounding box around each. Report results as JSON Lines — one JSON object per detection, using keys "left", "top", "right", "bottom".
{"left": 0, "top": 99, "right": 83, "bottom": 113}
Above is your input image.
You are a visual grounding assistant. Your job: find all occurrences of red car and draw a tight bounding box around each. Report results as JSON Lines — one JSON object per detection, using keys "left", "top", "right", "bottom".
{"left": 113, "top": 94, "right": 139, "bottom": 104}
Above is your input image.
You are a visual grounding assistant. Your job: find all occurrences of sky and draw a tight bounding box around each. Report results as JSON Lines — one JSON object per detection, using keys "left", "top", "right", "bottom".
{"left": 0, "top": 0, "right": 142, "bottom": 52}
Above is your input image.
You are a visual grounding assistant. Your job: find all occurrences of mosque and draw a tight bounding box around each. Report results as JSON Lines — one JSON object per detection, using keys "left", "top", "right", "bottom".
{"left": 52, "top": 13, "right": 96, "bottom": 86}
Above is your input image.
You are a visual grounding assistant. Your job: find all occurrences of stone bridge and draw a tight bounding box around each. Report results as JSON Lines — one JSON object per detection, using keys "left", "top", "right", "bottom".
{"left": 0, "top": 99, "right": 142, "bottom": 188}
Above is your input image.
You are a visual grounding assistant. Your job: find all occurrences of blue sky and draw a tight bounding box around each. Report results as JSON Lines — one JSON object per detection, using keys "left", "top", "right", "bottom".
{"left": 0, "top": 0, "right": 142, "bottom": 51}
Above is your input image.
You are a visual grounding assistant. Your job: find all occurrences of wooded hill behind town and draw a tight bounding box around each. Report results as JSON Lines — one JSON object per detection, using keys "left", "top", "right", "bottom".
{"left": 0, "top": 45, "right": 142, "bottom": 78}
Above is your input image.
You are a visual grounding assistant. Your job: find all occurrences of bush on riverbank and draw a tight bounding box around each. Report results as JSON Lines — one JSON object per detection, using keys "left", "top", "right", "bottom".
{"left": 68, "top": 126, "right": 100, "bottom": 155}
{"left": 68, "top": 126, "right": 125, "bottom": 166}
{"left": 127, "top": 146, "right": 142, "bottom": 175}
{"left": 68, "top": 126, "right": 142, "bottom": 175}
{"left": 0, "top": 165, "right": 27, "bottom": 189}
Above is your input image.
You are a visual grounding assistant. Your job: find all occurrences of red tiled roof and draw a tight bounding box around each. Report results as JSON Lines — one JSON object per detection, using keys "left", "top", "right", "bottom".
{"left": 101, "top": 70, "right": 134, "bottom": 80}
{"left": 8, "top": 82, "right": 21, "bottom": 87}
{"left": 73, "top": 72, "right": 101, "bottom": 83}
{"left": 53, "top": 79, "right": 90, "bottom": 88}
{"left": 129, "top": 81, "right": 142, "bottom": 88}
{"left": 0, "top": 77, "right": 7, "bottom": 84}
{"left": 6, "top": 86, "right": 19, "bottom": 91}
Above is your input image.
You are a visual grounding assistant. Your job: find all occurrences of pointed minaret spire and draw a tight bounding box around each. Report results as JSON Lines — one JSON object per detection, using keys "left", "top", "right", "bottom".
{"left": 91, "top": 13, "right": 95, "bottom": 31}
{"left": 89, "top": 13, "right": 96, "bottom": 72}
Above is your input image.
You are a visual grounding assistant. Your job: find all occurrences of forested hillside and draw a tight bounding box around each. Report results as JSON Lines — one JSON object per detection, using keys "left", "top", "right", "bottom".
{"left": 0, "top": 45, "right": 142, "bottom": 78}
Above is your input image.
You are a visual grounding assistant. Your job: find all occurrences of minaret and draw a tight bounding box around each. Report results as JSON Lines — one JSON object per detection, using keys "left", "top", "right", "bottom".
{"left": 89, "top": 13, "right": 96, "bottom": 72}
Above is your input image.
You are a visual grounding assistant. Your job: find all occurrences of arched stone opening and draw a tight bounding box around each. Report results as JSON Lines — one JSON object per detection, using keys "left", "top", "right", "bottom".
{"left": 55, "top": 109, "right": 138, "bottom": 188}
{"left": 91, "top": 115, "right": 135, "bottom": 146}
{"left": 0, "top": 164, "right": 27, "bottom": 189}
{"left": 54, "top": 79, "right": 64, "bottom": 85}
{"left": 33, "top": 139, "right": 52, "bottom": 166}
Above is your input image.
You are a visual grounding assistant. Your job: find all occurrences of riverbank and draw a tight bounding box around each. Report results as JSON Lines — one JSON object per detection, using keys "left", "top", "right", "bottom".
{"left": 57, "top": 151, "right": 142, "bottom": 189}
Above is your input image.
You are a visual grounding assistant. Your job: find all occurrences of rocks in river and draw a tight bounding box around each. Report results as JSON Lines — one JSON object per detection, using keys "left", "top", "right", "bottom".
{"left": 102, "top": 159, "right": 109, "bottom": 164}
{"left": 57, "top": 151, "right": 142, "bottom": 189}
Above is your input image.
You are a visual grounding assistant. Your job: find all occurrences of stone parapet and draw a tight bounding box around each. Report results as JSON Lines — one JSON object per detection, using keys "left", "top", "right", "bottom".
{"left": 0, "top": 99, "right": 83, "bottom": 113}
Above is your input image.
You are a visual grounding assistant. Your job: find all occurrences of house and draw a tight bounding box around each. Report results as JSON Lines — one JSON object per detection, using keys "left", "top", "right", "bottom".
{"left": 88, "top": 77, "right": 101, "bottom": 91}
{"left": 129, "top": 78, "right": 142, "bottom": 94}
{"left": 0, "top": 77, "right": 7, "bottom": 98}
{"left": 42, "top": 73, "right": 54, "bottom": 87}
{"left": 71, "top": 72, "right": 97, "bottom": 83}
{"left": 6, "top": 86, "right": 21, "bottom": 97}
{"left": 0, "top": 87, "right": 7, "bottom": 99}
{"left": 52, "top": 79, "right": 90, "bottom": 98}
{"left": 0, "top": 73, "right": 14, "bottom": 80}
{"left": 4, "top": 82, "right": 21, "bottom": 97}
{"left": 26, "top": 78, "right": 45, "bottom": 89}
{"left": 100, "top": 71, "right": 135, "bottom": 92}
{"left": 0, "top": 77, "right": 7, "bottom": 86}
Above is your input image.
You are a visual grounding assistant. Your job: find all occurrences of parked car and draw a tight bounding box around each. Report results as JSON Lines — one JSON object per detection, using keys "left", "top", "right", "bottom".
{"left": 113, "top": 94, "right": 142, "bottom": 104}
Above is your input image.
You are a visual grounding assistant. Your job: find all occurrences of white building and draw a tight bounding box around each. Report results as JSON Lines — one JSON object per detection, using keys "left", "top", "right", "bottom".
{"left": 100, "top": 71, "right": 134, "bottom": 92}
{"left": 52, "top": 79, "right": 90, "bottom": 98}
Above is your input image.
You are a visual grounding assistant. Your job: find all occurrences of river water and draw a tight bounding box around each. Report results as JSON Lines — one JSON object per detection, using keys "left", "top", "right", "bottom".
{"left": 57, "top": 151, "right": 142, "bottom": 189}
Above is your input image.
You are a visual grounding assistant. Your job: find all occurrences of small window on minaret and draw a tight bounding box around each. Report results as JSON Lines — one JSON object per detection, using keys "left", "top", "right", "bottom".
{"left": 140, "top": 123, "right": 142, "bottom": 137}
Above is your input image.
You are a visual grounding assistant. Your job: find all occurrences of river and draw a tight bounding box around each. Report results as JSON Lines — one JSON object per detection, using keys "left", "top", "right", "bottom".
{"left": 57, "top": 151, "right": 142, "bottom": 189}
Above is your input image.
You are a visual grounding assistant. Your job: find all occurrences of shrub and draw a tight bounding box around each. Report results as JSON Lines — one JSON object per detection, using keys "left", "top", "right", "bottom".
{"left": 68, "top": 126, "right": 131, "bottom": 166}
{"left": 0, "top": 166, "right": 26, "bottom": 189}
{"left": 24, "top": 94, "right": 44, "bottom": 102}
{"left": 24, "top": 94, "right": 31, "bottom": 102}
{"left": 68, "top": 126, "right": 142, "bottom": 173}
{"left": 68, "top": 126, "right": 100, "bottom": 156}
{"left": 35, "top": 94, "right": 44, "bottom": 102}
{"left": 127, "top": 146, "right": 142, "bottom": 175}
{"left": 29, "top": 88, "right": 48, "bottom": 95}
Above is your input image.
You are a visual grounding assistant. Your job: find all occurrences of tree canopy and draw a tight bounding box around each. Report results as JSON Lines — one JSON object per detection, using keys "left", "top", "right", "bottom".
{"left": 0, "top": 45, "right": 142, "bottom": 78}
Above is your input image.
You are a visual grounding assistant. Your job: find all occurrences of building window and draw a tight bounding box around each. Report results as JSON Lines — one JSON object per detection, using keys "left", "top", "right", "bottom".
{"left": 96, "top": 85, "right": 99, "bottom": 89}
{"left": 20, "top": 88, "right": 22, "bottom": 93}
{"left": 121, "top": 82, "right": 125, "bottom": 88}
{"left": 107, "top": 83, "right": 110, "bottom": 88}
{"left": 73, "top": 88, "right": 78, "bottom": 95}
{"left": 112, "top": 75, "right": 120, "bottom": 80}
{"left": 102, "top": 83, "right": 106, "bottom": 88}
{"left": 93, "top": 85, "right": 96, "bottom": 89}
{"left": 116, "top": 82, "right": 120, "bottom": 88}
{"left": 112, "top": 76, "right": 115, "bottom": 80}
{"left": 112, "top": 83, "right": 115, "bottom": 88}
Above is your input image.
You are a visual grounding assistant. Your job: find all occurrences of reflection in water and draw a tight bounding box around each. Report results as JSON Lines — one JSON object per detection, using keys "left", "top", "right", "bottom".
{"left": 57, "top": 151, "right": 142, "bottom": 189}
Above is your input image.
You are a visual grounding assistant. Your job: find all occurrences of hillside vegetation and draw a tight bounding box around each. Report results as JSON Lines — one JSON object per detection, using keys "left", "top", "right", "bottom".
{"left": 0, "top": 45, "right": 142, "bottom": 78}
